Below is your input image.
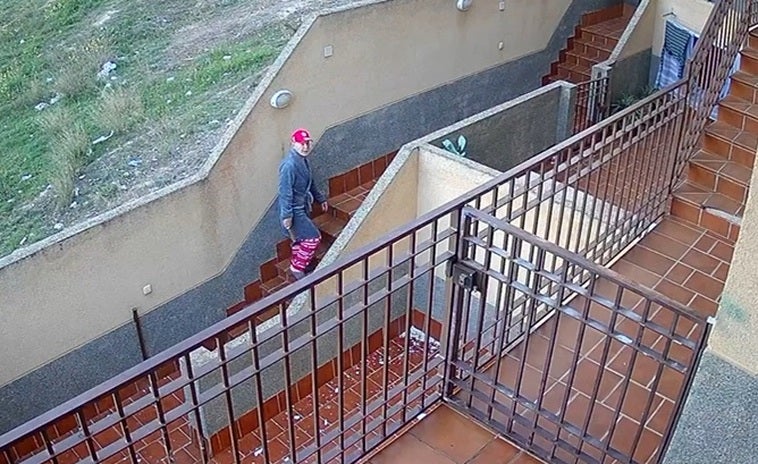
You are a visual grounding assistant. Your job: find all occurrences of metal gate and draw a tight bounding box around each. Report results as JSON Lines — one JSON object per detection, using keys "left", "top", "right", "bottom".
{"left": 443, "top": 206, "right": 712, "bottom": 464}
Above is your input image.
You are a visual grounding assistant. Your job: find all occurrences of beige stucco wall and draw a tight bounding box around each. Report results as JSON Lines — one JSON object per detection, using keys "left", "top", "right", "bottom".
{"left": 653, "top": 0, "right": 713, "bottom": 55}
{"left": 0, "top": 0, "right": 573, "bottom": 386}
{"left": 617, "top": 0, "right": 657, "bottom": 60}
{"left": 711, "top": 157, "right": 758, "bottom": 375}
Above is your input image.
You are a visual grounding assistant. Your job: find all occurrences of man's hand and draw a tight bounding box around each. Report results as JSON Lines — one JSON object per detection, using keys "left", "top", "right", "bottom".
{"left": 283, "top": 217, "right": 293, "bottom": 229}
{"left": 321, "top": 201, "right": 329, "bottom": 213}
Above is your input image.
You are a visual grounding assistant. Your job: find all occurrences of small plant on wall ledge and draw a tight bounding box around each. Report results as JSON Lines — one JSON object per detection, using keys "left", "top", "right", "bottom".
{"left": 441, "top": 134, "right": 467, "bottom": 157}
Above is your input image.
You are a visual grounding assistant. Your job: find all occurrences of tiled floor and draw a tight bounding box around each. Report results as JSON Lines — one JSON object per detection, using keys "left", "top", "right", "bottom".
{"left": 367, "top": 405, "right": 544, "bottom": 464}
{"left": 40, "top": 329, "right": 443, "bottom": 464}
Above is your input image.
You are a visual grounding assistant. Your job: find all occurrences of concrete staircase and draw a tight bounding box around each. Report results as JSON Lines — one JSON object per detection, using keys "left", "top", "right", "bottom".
{"left": 542, "top": 4, "right": 633, "bottom": 85}
{"left": 224, "top": 152, "right": 397, "bottom": 320}
{"left": 669, "top": 30, "right": 758, "bottom": 241}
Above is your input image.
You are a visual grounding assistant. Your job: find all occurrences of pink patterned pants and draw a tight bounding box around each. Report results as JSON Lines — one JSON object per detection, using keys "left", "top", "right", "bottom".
{"left": 290, "top": 237, "right": 321, "bottom": 273}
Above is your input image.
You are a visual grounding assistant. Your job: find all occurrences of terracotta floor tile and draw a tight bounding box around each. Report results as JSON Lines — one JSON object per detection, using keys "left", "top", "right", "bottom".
{"left": 510, "top": 451, "right": 546, "bottom": 463}
{"left": 467, "top": 437, "right": 520, "bottom": 463}
{"left": 622, "top": 247, "right": 675, "bottom": 277}
{"left": 683, "top": 270, "right": 723, "bottom": 301}
{"left": 639, "top": 232, "right": 690, "bottom": 260}
{"left": 409, "top": 406, "right": 493, "bottom": 463}
{"left": 653, "top": 278, "right": 695, "bottom": 306}
{"left": 368, "top": 433, "right": 456, "bottom": 464}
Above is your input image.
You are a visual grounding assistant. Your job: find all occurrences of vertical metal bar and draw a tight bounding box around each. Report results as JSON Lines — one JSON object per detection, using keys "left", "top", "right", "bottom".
{"left": 132, "top": 309, "right": 149, "bottom": 361}
{"left": 216, "top": 337, "right": 241, "bottom": 464}
{"left": 184, "top": 354, "right": 210, "bottom": 464}
{"left": 529, "top": 257, "right": 569, "bottom": 446}
{"left": 487, "top": 230, "right": 520, "bottom": 423}
{"left": 360, "top": 257, "right": 369, "bottom": 452}
{"left": 381, "top": 250, "right": 392, "bottom": 438}
{"left": 575, "top": 285, "right": 624, "bottom": 464}
{"left": 113, "top": 390, "right": 139, "bottom": 464}
{"left": 146, "top": 371, "right": 172, "bottom": 462}
{"left": 39, "top": 428, "right": 58, "bottom": 464}
{"left": 656, "top": 298, "right": 714, "bottom": 460}
{"left": 466, "top": 220, "right": 493, "bottom": 409}
{"left": 336, "top": 270, "right": 346, "bottom": 461}
{"left": 599, "top": 298, "right": 654, "bottom": 460}
{"left": 246, "top": 322, "right": 269, "bottom": 464}
{"left": 279, "top": 303, "right": 296, "bottom": 462}
{"left": 628, "top": 319, "right": 676, "bottom": 460}
{"left": 507, "top": 243, "right": 542, "bottom": 435}
{"left": 444, "top": 210, "right": 465, "bottom": 398}
{"left": 549, "top": 275, "right": 597, "bottom": 461}
{"left": 308, "top": 289, "right": 321, "bottom": 463}
{"left": 75, "top": 409, "right": 99, "bottom": 463}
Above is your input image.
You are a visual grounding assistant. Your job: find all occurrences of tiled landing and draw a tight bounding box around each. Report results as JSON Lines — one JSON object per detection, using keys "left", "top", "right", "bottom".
{"left": 367, "top": 405, "right": 543, "bottom": 464}
{"left": 614, "top": 216, "right": 734, "bottom": 318}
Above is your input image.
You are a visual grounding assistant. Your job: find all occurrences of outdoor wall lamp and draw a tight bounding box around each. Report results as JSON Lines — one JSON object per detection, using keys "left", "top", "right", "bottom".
{"left": 456, "top": 0, "right": 473, "bottom": 11}
{"left": 270, "top": 89, "right": 293, "bottom": 109}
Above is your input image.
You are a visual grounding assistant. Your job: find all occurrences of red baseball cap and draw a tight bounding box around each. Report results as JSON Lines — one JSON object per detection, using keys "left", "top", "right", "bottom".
{"left": 291, "top": 128, "right": 312, "bottom": 144}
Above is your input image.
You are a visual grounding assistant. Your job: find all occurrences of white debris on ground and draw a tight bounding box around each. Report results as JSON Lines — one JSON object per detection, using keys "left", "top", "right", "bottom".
{"left": 400, "top": 326, "right": 441, "bottom": 352}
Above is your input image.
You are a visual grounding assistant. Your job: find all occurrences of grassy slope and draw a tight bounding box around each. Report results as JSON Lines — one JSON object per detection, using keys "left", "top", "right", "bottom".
{"left": 0, "top": 0, "right": 289, "bottom": 257}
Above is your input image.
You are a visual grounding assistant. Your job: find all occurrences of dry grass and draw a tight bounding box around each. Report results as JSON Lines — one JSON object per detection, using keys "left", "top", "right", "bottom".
{"left": 38, "top": 107, "right": 91, "bottom": 207}
{"left": 96, "top": 86, "right": 146, "bottom": 133}
{"left": 54, "top": 35, "right": 113, "bottom": 97}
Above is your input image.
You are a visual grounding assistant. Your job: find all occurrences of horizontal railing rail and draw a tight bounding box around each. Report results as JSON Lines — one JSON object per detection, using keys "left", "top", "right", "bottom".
{"left": 2, "top": 1, "right": 755, "bottom": 462}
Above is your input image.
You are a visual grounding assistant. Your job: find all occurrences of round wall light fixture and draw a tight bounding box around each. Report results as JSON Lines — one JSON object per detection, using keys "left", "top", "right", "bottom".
{"left": 456, "top": 0, "right": 473, "bottom": 11}
{"left": 270, "top": 89, "right": 293, "bottom": 109}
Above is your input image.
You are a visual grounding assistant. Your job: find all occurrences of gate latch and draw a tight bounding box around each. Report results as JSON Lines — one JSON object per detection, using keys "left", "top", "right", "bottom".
{"left": 448, "top": 260, "right": 481, "bottom": 292}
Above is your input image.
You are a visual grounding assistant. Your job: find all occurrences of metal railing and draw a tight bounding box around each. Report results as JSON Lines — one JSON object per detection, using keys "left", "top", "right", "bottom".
{"left": 1, "top": 1, "right": 755, "bottom": 463}
{"left": 446, "top": 208, "right": 712, "bottom": 464}
{"left": 677, "top": 0, "right": 758, "bottom": 178}
{"left": 573, "top": 77, "right": 611, "bottom": 134}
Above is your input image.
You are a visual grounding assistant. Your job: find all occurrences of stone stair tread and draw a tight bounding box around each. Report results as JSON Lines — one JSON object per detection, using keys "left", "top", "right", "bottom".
{"left": 573, "top": 37, "right": 614, "bottom": 53}
{"left": 583, "top": 17, "right": 629, "bottom": 38}
{"left": 705, "top": 120, "right": 758, "bottom": 150}
{"left": 674, "top": 181, "right": 744, "bottom": 217}
{"left": 691, "top": 150, "right": 752, "bottom": 185}
{"left": 740, "top": 46, "right": 758, "bottom": 61}
{"left": 720, "top": 94, "right": 758, "bottom": 115}
{"left": 315, "top": 213, "right": 348, "bottom": 238}
{"left": 566, "top": 48, "right": 600, "bottom": 62}
{"left": 731, "top": 70, "right": 758, "bottom": 87}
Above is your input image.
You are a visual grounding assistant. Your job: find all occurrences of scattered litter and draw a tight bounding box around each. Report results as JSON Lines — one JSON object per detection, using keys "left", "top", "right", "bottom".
{"left": 34, "top": 102, "right": 49, "bottom": 111}
{"left": 21, "top": 174, "right": 32, "bottom": 181}
{"left": 46, "top": 77, "right": 54, "bottom": 83}
{"left": 416, "top": 412, "right": 427, "bottom": 420}
{"left": 185, "top": 90, "right": 192, "bottom": 96}
{"left": 53, "top": 223, "right": 64, "bottom": 230}
{"left": 92, "top": 131, "right": 115, "bottom": 145}
{"left": 253, "top": 447, "right": 263, "bottom": 457}
{"left": 127, "top": 158, "right": 143, "bottom": 168}
{"left": 49, "top": 93, "right": 62, "bottom": 105}
{"left": 223, "top": 55, "right": 232, "bottom": 61}
{"left": 19, "top": 236, "right": 27, "bottom": 246}
{"left": 293, "top": 413, "right": 302, "bottom": 420}
{"left": 97, "top": 61, "right": 117, "bottom": 79}
{"left": 166, "top": 76, "right": 175, "bottom": 82}
{"left": 69, "top": 201, "right": 78, "bottom": 209}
